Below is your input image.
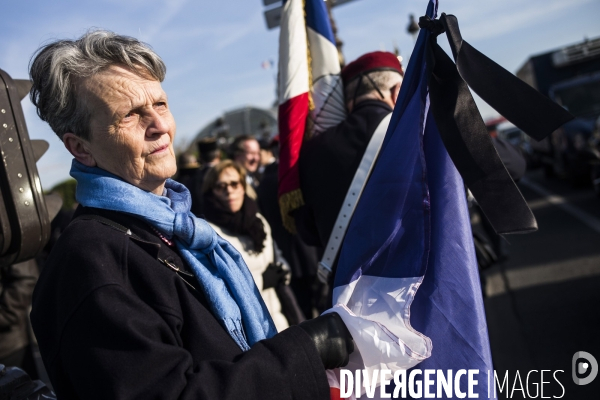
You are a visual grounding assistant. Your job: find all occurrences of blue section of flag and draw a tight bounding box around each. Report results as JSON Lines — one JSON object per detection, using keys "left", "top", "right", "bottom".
{"left": 408, "top": 108, "right": 494, "bottom": 399}
{"left": 335, "top": 0, "right": 495, "bottom": 397}
{"left": 305, "top": 0, "right": 336, "bottom": 45}
{"left": 335, "top": 0, "right": 435, "bottom": 285}
{"left": 333, "top": 51, "right": 430, "bottom": 284}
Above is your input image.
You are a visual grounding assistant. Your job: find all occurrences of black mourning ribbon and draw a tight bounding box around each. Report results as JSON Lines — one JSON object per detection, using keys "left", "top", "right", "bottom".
{"left": 419, "top": 14, "right": 574, "bottom": 234}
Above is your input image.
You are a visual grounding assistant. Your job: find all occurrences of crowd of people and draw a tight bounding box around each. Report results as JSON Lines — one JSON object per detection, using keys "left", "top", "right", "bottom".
{"left": 0, "top": 27, "right": 526, "bottom": 398}
{"left": 0, "top": 29, "right": 386, "bottom": 399}
{"left": 176, "top": 134, "right": 327, "bottom": 324}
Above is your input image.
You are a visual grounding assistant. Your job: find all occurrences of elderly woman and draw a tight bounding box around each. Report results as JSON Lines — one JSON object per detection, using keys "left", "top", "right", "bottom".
{"left": 202, "top": 160, "right": 289, "bottom": 331}
{"left": 28, "top": 30, "right": 352, "bottom": 400}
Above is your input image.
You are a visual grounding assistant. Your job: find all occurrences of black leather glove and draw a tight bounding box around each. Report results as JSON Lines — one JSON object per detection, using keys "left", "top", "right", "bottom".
{"left": 298, "top": 313, "right": 354, "bottom": 369}
{"left": 262, "top": 262, "right": 287, "bottom": 290}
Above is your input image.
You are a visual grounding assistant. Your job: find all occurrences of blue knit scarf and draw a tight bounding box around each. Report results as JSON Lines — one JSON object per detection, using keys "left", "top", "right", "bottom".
{"left": 70, "top": 160, "right": 277, "bottom": 351}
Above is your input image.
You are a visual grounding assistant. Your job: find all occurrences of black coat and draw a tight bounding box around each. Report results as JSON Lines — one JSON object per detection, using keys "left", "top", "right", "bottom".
{"left": 30, "top": 206, "right": 329, "bottom": 400}
{"left": 296, "top": 100, "right": 392, "bottom": 248}
{"left": 257, "top": 162, "right": 320, "bottom": 279}
{"left": 190, "top": 165, "right": 213, "bottom": 217}
{"left": 0, "top": 259, "right": 38, "bottom": 359}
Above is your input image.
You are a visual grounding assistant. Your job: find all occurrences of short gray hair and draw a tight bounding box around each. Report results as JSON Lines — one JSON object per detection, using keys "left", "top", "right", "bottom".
{"left": 29, "top": 29, "right": 166, "bottom": 140}
{"left": 344, "top": 70, "right": 402, "bottom": 103}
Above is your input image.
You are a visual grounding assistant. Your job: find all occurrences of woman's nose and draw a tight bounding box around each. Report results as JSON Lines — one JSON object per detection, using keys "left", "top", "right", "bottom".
{"left": 145, "top": 110, "right": 171, "bottom": 136}
{"left": 225, "top": 185, "right": 236, "bottom": 194}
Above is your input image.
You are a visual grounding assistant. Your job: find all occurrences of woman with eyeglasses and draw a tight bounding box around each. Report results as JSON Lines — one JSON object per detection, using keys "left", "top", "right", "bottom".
{"left": 202, "top": 160, "right": 289, "bottom": 331}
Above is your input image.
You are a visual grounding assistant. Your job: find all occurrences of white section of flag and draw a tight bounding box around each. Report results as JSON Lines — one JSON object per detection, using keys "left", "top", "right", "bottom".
{"left": 306, "top": 26, "right": 346, "bottom": 134}
{"left": 307, "top": 27, "right": 340, "bottom": 79}
{"left": 278, "top": 0, "right": 309, "bottom": 104}
{"left": 326, "top": 275, "right": 432, "bottom": 388}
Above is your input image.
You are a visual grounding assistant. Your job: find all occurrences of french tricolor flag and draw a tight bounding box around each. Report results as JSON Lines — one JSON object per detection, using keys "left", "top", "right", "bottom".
{"left": 325, "top": 0, "right": 495, "bottom": 398}
{"left": 277, "top": 0, "right": 345, "bottom": 232}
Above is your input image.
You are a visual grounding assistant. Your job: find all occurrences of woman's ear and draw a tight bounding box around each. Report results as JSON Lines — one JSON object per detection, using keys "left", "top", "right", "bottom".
{"left": 63, "top": 133, "right": 97, "bottom": 167}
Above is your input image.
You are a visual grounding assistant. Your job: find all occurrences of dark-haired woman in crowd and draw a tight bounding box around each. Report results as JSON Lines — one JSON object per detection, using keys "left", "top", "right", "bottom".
{"left": 202, "top": 160, "right": 289, "bottom": 331}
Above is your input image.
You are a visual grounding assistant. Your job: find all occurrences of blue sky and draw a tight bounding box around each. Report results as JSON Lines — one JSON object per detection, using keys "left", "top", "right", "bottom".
{"left": 1, "top": 0, "right": 599, "bottom": 189}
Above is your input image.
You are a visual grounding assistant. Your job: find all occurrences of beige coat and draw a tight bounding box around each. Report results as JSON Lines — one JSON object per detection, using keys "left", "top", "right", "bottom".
{"left": 209, "top": 214, "right": 289, "bottom": 332}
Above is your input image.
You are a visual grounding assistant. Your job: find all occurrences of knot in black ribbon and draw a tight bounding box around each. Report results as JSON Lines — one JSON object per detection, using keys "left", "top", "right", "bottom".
{"left": 423, "top": 13, "right": 574, "bottom": 235}
{"left": 418, "top": 15, "right": 445, "bottom": 37}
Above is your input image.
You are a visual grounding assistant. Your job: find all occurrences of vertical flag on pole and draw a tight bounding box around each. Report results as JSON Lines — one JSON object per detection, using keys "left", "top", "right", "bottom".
{"left": 278, "top": 0, "right": 345, "bottom": 232}
{"left": 277, "top": 0, "right": 310, "bottom": 232}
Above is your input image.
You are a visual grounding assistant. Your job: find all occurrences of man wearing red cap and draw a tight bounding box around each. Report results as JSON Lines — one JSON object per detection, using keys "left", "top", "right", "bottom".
{"left": 295, "top": 51, "right": 404, "bottom": 267}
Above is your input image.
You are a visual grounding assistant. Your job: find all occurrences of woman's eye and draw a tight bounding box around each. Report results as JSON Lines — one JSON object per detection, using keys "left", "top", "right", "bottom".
{"left": 124, "top": 111, "right": 135, "bottom": 119}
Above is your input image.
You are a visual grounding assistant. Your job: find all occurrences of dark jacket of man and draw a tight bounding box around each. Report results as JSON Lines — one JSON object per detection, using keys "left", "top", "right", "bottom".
{"left": 257, "top": 161, "right": 322, "bottom": 318}
{"left": 295, "top": 100, "right": 393, "bottom": 249}
{"left": 176, "top": 167, "right": 199, "bottom": 196}
{"left": 257, "top": 161, "right": 320, "bottom": 279}
{"left": 30, "top": 206, "right": 329, "bottom": 400}
{"left": 0, "top": 259, "right": 38, "bottom": 363}
{"left": 190, "top": 165, "right": 213, "bottom": 217}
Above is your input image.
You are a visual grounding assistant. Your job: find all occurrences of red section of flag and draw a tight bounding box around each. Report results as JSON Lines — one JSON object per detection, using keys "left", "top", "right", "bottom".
{"left": 329, "top": 387, "right": 343, "bottom": 400}
{"left": 278, "top": 92, "right": 309, "bottom": 198}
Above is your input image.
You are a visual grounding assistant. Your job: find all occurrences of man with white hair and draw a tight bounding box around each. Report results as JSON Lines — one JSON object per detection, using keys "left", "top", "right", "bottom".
{"left": 295, "top": 51, "right": 404, "bottom": 254}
